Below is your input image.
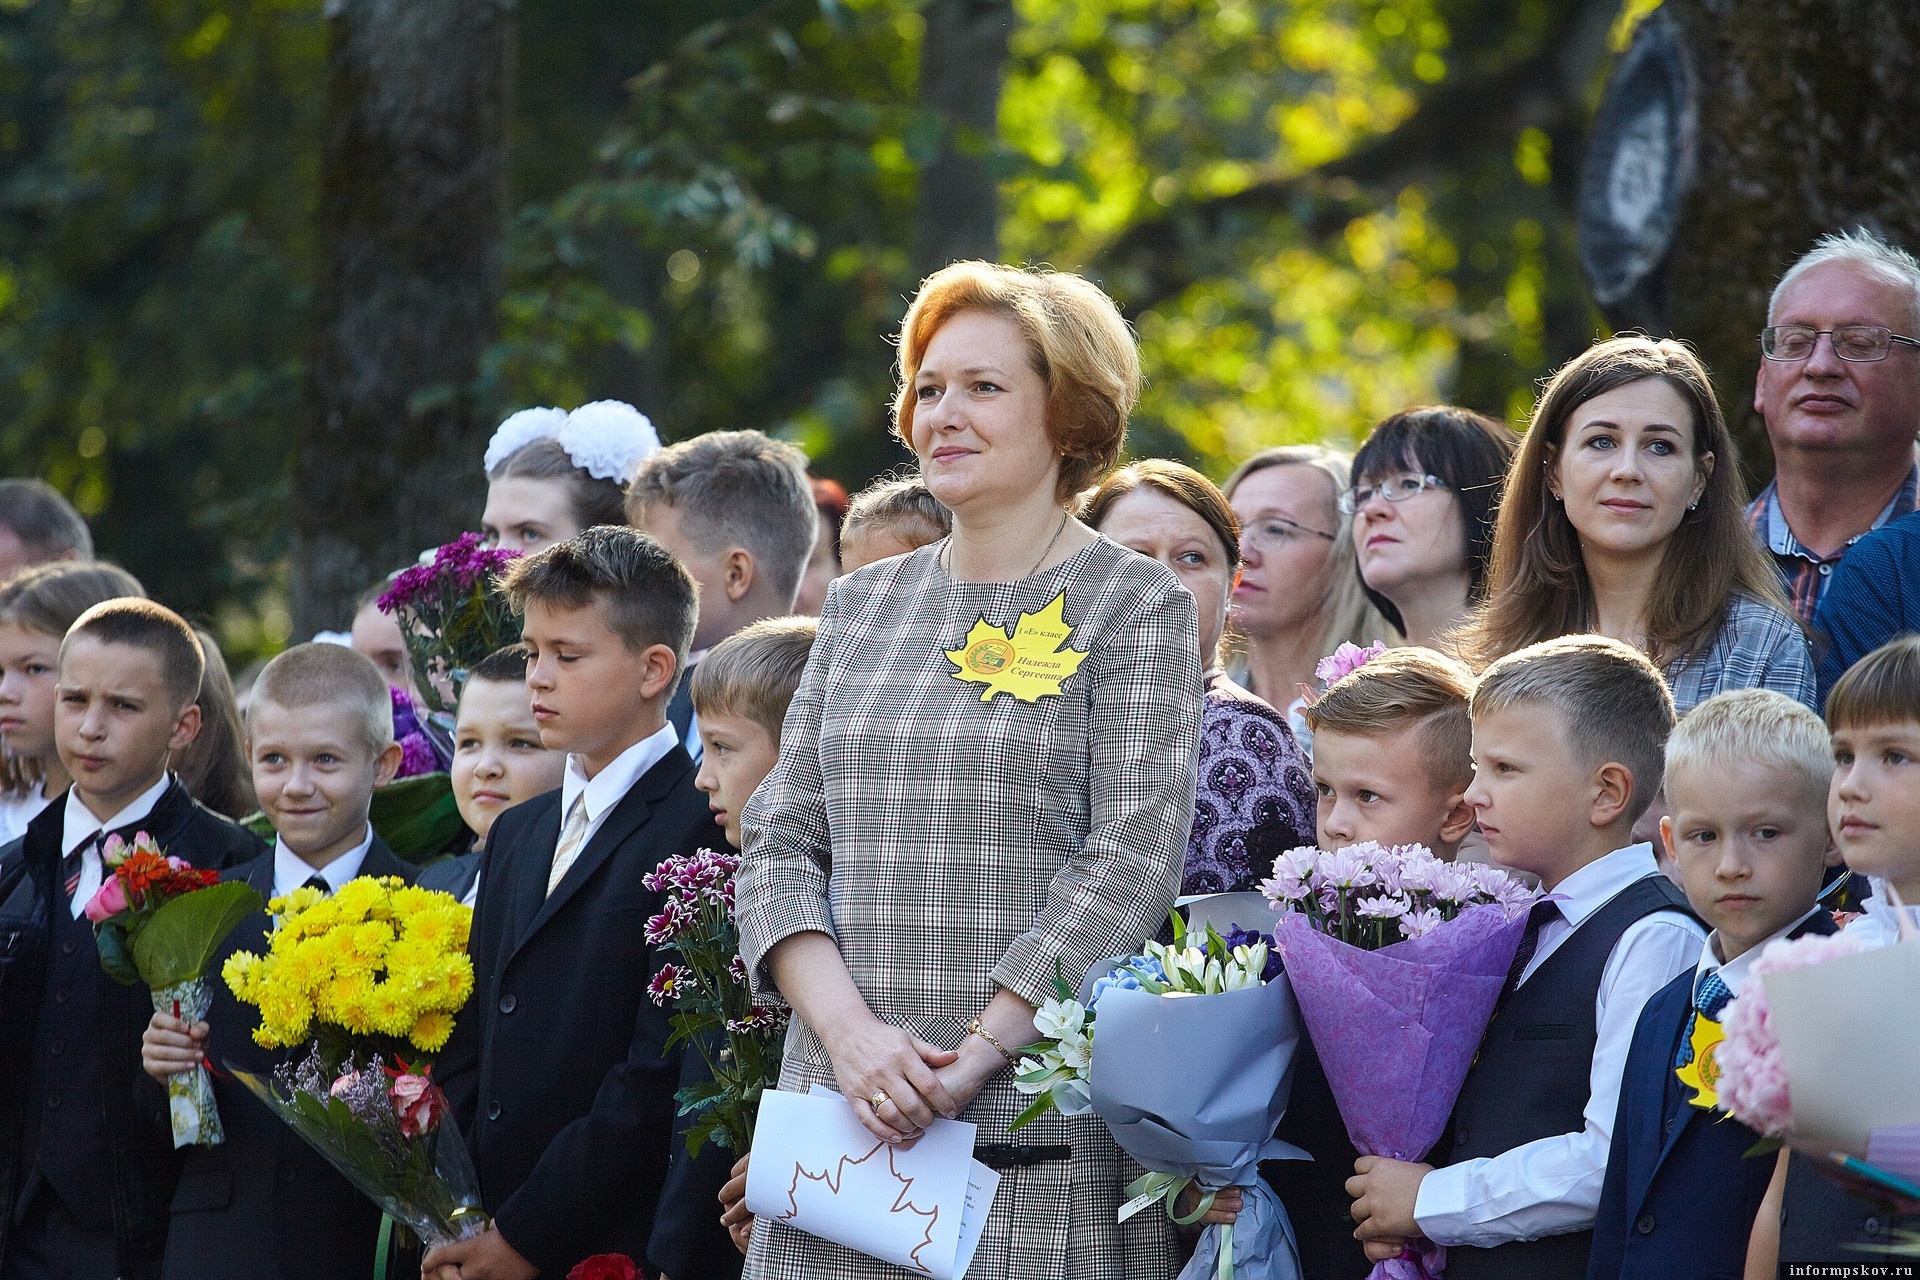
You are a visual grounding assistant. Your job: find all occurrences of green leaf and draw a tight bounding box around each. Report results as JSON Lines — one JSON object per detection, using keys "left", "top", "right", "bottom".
{"left": 94, "top": 922, "right": 141, "bottom": 986}
{"left": 371, "top": 774, "right": 468, "bottom": 864}
{"left": 1008, "top": 1092, "right": 1057, "bottom": 1133}
{"left": 130, "top": 882, "right": 263, "bottom": 989}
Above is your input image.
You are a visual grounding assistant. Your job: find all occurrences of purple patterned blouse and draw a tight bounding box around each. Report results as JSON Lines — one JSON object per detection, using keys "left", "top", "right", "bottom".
{"left": 1184, "top": 672, "right": 1317, "bottom": 896}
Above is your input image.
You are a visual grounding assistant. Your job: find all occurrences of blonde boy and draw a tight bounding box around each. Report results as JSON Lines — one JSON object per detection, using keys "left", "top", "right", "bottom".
{"left": 1302, "top": 647, "right": 1477, "bottom": 859}
{"left": 689, "top": 616, "right": 818, "bottom": 850}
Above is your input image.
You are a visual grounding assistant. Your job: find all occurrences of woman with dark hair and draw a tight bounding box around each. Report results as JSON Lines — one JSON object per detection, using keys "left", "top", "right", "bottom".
{"left": 1456, "top": 335, "right": 1812, "bottom": 711}
{"left": 1082, "top": 460, "right": 1314, "bottom": 896}
{"left": 1347, "top": 407, "right": 1519, "bottom": 647}
{"left": 480, "top": 402, "right": 661, "bottom": 553}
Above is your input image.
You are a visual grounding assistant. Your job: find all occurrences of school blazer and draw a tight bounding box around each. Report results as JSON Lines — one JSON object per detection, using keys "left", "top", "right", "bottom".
{"left": 161, "top": 837, "right": 417, "bottom": 1280}
{"left": 1587, "top": 911, "right": 1838, "bottom": 1280}
{"left": 441, "top": 745, "right": 713, "bottom": 1279}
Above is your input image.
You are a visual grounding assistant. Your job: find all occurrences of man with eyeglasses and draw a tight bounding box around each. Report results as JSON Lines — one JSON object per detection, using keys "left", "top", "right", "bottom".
{"left": 1747, "top": 228, "right": 1920, "bottom": 623}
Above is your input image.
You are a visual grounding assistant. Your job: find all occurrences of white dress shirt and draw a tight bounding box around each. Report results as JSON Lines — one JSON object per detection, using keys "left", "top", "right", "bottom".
{"left": 0, "top": 779, "right": 51, "bottom": 847}
{"left": 271, "top": 825, "right": 373, "bottom": 899}
{"left": 1844, "top": 877, "right": 1920, "bottom": 948}
{"left": 1699, "top": 907, "right": 1822, "bottom": 1000}
{"left": 1414, "top": 842, "right": 1706, "bottom": 1248}
{"left": 63, "top": 773, "right": 175, "bottom": 919}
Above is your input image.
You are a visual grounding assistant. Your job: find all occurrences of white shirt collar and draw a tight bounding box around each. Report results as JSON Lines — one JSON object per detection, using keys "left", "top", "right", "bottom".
{"left": 62, "top": 772, "right": 173, "bottom": 856}
{"left": 1700, "top": 906, "right": 1822, "bottom": 997}
{"left": 560, "top": 722, "right": 679, "bottom": 827}
{"left": 1546, "top": 841, "right": 1659, "bottom": 928}
{"left": 272, "top": 825, "right": 375, "bottom": 900}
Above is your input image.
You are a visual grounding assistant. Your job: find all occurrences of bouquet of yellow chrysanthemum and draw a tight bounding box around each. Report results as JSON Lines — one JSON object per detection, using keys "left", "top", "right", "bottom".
{"left": 222, "top": 877, "right": 486, "bottom": 1249}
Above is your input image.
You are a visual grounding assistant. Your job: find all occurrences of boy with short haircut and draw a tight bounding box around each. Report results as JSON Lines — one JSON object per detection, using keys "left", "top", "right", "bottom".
{"left": 624, "top": 431, "right": 817, "bottom": 760}
{"left": 1761, "top": 635, "right": 1920, "bottom": 1269}
{"left": 838, "top": 475, "right": 950, "bottom": 574}
{"left": 138, "top": 643, "right": 415, "bottom": 1280}
{"left": 0, "top": 598, "right": 264, "bottom": 1280}
{"left": 1586, "top": 689, "right": 1839, "bottom": 1280}
{"left": 1303, "top": 647, "right": 1478, "bottom": 859}
{"left": 654, "top": 615, "right": 818, "bottom": 1279}
{"left": 420, "top": 645, "right": 567, "bottom": 906}
{"left": 1348, "top": 635, "right": 1705, "bottom": 1280}
{"left": 427, "top": 527, "right": 714, "bottom": 1280}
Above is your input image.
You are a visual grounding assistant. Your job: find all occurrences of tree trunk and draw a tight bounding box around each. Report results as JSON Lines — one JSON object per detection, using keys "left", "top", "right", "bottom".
{"left": 292, "top": 0, "right": 513, "bottom": 636}
{"left": 1604, "top": 0, "right": 1920, "bottom": 482}
{"left": 909, "top": 0, "right": 1013, "bottom": 278}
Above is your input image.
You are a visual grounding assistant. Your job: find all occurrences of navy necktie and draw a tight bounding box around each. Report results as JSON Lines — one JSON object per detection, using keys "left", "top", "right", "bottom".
{"left": 1501, "top": 900, "right": 1562, "bottom": 1000}
{"left": 62, "top": 830, "right": 106, "bottom": 900}
{"left": 301, "top": 874, "right": 330, "bottom": 895}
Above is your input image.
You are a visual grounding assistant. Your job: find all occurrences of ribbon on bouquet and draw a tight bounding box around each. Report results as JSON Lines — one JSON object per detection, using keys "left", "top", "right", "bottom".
{"left": 1120, "top": 1171, "right": 1234, "bottom": 1280}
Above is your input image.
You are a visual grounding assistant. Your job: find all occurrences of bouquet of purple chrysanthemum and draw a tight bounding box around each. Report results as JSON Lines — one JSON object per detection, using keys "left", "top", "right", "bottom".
{"left": 642, "top": 849, "right": 787, "bottom": 1157}
{"left": 1263, "top": 843, "right": 1541, "bottom": 1280}
{"left": 377, "top": 533, "right": 522, "bottom": 713}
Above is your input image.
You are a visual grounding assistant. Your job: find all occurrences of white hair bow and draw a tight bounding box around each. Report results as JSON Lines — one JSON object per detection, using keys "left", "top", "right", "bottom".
{"left": 483, "top": 401, "right": 662, "bottom": 484}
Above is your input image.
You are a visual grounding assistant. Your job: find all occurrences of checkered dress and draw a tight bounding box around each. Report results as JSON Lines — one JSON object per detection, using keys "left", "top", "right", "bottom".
{"left": 737, "top": 536, "right": 1203, "bottom": 1280}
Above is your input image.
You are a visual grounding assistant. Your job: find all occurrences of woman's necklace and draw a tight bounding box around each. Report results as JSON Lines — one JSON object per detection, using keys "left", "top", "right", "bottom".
{"left": 944, "top": 509, "right": 1071, "bottom": 581}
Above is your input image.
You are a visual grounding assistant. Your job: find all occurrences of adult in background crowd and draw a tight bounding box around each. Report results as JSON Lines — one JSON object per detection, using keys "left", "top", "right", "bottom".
{"left": 1224, "top": 446, "right": 1393, "bottom": 724}
{"left": 1348, "top": 407, "right": 1518, "bottom": 647}
{"left": 1812, "top": 506, "right": 1920, "bottom": 702}
{"left": 738, "top": 261, "right": 1202, "bottom": 1280}
{"left": 793, "top": 477, "right": 849, "bottom": 616}
{"left": 1747, "top": 229, "right": 1920, "bottom": 622}
{"left": 1083, "top": 460, "right": 1314, "bottom": 897}
{"left": 1457, "top": 335, "right": 1813, "bottom": 712}
{"left": 0, "top": 479, "right": 91, "bottom": 580}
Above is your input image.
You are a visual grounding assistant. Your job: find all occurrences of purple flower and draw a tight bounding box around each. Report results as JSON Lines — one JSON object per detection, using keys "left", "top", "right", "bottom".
{"left": 644, "top": 899, "right": 691, "bottom": 946}
{"left": 1222, "top": 926, "right": 1284, "bottom": 982}
{"left": 647, "top": 963, "right": 684, "bottom": 1007}
{"left": 1314, "top": 641, "right": 1388, "bottom": 687}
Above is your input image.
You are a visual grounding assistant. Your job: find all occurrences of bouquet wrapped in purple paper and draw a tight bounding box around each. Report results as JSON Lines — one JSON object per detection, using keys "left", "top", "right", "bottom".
{"left": 1261, "top": 842, "right": 1540, "bottom": 1280}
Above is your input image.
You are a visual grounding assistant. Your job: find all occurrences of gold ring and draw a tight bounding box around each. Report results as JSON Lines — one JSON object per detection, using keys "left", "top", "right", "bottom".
{"left": 870, "top": 1090, "right": 890, "bottom": 1110}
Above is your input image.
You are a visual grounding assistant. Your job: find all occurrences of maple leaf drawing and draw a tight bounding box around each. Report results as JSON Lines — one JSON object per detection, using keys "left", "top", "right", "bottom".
{"left": 779, "top": 1139, "right": 941, "bottom": 1274}
{"left": 945, "top": 591, "right": 1087, "bottom": 704}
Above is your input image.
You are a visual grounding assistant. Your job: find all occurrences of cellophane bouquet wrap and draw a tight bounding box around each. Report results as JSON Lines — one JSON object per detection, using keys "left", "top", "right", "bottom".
{"left": 643, "top": 849, "right": 787, "bottom": 1156}
{"left": 1261, "top": 843, "right": 1540, "bottom": 1280}
{"left": 83, "top": 832, "right": 263, "bottom": 1147}
{"left": 1013, "top": 917, "right": 1308, "bottom": 1280}
{"left": 377, "top": 533, "right": 521, "bottom": 713}
{"left": 222, "top": 877, "right": 485, "bottom": 1247}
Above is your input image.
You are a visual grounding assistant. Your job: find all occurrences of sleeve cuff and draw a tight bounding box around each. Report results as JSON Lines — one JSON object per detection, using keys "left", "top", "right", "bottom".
{"left": 1413, "top": 1161, "right": 1473, "bottom": 1246}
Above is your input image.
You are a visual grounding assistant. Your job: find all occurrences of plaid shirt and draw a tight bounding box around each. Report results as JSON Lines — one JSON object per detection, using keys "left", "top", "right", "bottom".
{"left": 1664, "top": 594, "right": 1817, "bottom": 713}
{"left": 1746, "top": 463, "right": 1919, "bottom": 623}
{"left": 738, "top": 537, "right": 1197, "bottom": 1280}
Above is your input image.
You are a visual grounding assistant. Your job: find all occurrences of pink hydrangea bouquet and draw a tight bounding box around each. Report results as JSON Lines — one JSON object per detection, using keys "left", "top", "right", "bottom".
{"left": 1716, "top": 930, "right": 1871, "bottom": 1137}
{"left": 1263, "top": 843, "right": 1541, "bottom": 1280}
{"left": 376, "top": 533, "right": 522, "bottom": 713}
{"left": 642, "top": 849, "right": 788, "bottom": 1157}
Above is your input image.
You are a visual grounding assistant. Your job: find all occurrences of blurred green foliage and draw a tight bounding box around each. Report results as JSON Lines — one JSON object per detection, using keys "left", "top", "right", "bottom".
{"left": 0, "top": 0, "right": 1609, "bottom": 662}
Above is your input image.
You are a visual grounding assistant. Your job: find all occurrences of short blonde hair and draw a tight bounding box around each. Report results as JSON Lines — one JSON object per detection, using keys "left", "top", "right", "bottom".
{"left": 690, "top": 616, "right": 818, "bottom": 743}
{"left": 1665, "top": 688, "right": 1833, "bottom": 799}
{"left": 1304, "top": 648, "right": 1475, "bottom": 792}
{"left": 1826, "top": 634, "right": 1920, "bottom": 732}
{"left": 248, "top": 643, "right": 395, "bottom": 759}
{"left": 892, "top": 262, "right": 1139, "bottom": 500}
{"left": 1473, "top": 634, "right": 1675, "bottom": 822}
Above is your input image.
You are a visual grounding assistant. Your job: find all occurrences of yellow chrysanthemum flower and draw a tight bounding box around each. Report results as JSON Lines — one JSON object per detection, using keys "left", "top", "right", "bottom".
{"left": 409, "top": 1010, "right": 455, "bottom": 1054}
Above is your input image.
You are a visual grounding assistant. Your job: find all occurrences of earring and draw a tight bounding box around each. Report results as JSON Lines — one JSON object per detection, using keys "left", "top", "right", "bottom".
{"left": 1688, "top": 499, "right": 1699, "bottom": 511}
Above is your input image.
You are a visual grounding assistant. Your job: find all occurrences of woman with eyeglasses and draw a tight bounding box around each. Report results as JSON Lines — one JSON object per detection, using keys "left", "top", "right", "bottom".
{"left": 1346, "top": 407, "right": 1520, "bottom": 647}
{"left": 1222, "top": 446, "right": 1395, "bottom": 726}
{"left": 1456, "top": 335, "right": 1813, "bottom": 712}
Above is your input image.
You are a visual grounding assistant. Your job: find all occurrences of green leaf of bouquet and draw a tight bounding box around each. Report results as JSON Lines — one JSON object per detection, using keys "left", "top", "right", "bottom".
{"left": 1008, "top": 1093, "right": 1057, "bottom": 1133}
{"left": 371, "top": 773, "right": 467, "bottom": 864}
{"left": 94, "top": 923, "right": 141, "bottom": 986}
{"left": 131, "top": 881, "right": 263, "bottom": 989}
{"left": 1743, "top": 1136, "right": 1784, "bottom": 1159}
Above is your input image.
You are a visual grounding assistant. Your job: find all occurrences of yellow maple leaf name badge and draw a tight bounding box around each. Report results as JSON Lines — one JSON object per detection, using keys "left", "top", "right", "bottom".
{"left": 947, "top": 591, "right": 1087, "bottom": 704}
{"left": 1675, "top": 1014, "right": 1727, "bottom": 1111}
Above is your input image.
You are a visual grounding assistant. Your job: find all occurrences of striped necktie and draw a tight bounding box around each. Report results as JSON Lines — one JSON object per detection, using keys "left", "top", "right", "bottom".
{"left": 545, "top": 793, "right": 591, "bottom": 898}
{"left": 1499, "top": 900, "right": 1562, "bottom": 1003}
{"left": 63, "top": 830, "right": 105, "bottom": 900}
{"left": 1675, "top": 969, "right": 1734, "bottom": 1068}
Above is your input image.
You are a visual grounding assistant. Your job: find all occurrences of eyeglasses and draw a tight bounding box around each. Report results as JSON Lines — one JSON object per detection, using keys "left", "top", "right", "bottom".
{"left": 1240, "top": 515, "right": 1338, "bottom": 552}
{"left": 1338, "top": 472, "right": 1448, "bottom": 514}
{"left": 1759, "top": 325, "right": 1920, "bottom": 363}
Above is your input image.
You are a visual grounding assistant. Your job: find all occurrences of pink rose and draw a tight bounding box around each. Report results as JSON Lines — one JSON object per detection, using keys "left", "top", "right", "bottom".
{"left": 83, "top": 874, "right": 128, "bottom": 923}
{"left": 331, "top": 1072, "right": 360, "bottom": 1099}
{"left": 100, "top": 834, "right": 127, "bottom": 868}
{"left": 164, "top": 855, "right": 191, "bottom": 872}
{"left": 389, "top": 1073, "right": 446, "bottom": 1139}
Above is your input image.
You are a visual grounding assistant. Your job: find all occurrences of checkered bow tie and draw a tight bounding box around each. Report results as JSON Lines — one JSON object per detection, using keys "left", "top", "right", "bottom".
{"left": 1675, "top": 969, "right": 1734, "bottom": 1069}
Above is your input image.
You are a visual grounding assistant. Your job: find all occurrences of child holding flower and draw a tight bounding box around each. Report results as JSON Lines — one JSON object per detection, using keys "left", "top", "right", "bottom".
{"left": 139, "top": 643, "right": 416, "bottom": 1280}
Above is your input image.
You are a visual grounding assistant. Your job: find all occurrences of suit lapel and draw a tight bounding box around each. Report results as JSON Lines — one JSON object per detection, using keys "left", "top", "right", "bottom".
{"left": 358, "top": 836, "right": 416, "bottom": 885}
{"left": 507, "top": 748, "right": 691, "bottom": 961}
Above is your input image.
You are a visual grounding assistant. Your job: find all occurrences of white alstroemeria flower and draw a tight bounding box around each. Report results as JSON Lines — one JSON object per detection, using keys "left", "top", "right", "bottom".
{"left": 1033, "top": 998, "right": 1087, "bottom": 1042}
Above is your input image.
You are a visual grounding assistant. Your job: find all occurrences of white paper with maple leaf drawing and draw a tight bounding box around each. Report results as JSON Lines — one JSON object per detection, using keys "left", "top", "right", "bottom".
{"left": 744, "top": 1088, "right": 999, "bottom": 1279}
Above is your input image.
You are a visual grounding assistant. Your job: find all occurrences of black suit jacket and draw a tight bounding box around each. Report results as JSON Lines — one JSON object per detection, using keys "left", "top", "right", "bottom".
{"left": 0, "top": 778, "right": 264, "bottom": 1280}
{"left": 441, "top": 745, "right": 712, "bottom": 1277}
{"left": 161, "top": 836, "right": 417, "bottom": 1280}
{"left": 1587, "top": 911, "right": 1838, "bottom": 1280}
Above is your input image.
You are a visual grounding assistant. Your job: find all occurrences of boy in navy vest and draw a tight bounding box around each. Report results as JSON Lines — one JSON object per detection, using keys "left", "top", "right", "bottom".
{"left": 139, "top": 643, "right": 418, "bottom": 1280}
{"left": 1587, "top": 689, "right": 1839, "bottom": 1280}
{"left": 1347, "top": 635, "right": 1705, "bottom": 1280}
{"left": 0, "top": 599, "right": 264, "bottom": 1280}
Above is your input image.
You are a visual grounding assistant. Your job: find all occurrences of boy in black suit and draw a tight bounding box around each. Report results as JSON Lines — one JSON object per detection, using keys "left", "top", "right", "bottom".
{"left": 0, "top": 599, "right": 264, "bottom": 1280}
{"left": 1587, "top": 690, "right": 1839, "bottom": 1280}
{"left": 141, "top": 643, "right": 417, "bottom": 1280}
{"left": 1347, "top": 636, "right": 1705, "bottom": 1280}
{"left": 427, "top": 527, "right": 712, "bottom": 1280}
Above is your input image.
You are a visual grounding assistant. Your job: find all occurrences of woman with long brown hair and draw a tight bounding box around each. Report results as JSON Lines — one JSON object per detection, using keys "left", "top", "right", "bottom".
{"left": 1455, "top": 336, "right": 1812, "bottom": 710}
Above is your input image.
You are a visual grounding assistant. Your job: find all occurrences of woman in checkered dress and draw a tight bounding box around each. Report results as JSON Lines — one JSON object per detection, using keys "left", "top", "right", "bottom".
{"left": 737, "top": 264, "right": 1204, "bottom": 1280}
